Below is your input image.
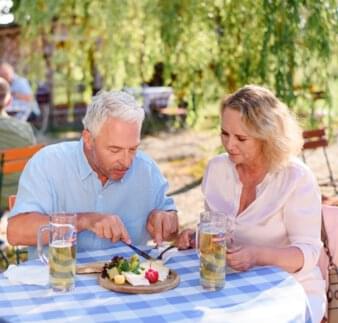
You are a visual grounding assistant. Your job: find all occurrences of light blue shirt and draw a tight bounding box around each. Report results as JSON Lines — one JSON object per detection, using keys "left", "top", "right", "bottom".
{"left": 6, "top": 74, "right": 40, "bottom": 120}
{"left": 10, "top": 140, "right": 176, "bottom": 258}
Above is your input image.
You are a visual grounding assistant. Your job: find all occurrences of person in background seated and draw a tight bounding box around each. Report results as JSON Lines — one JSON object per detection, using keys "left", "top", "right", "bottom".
{"left": 176, "top": 85, "right": 326, "bottom": 323}
{"left": 7, "top": 90, "right": 178, "bottom": 257}
{"left": 0, "top": 61, "right": 40, "bottom": 121}
{"left": 0, "top": 77, "right": 36, "bottom": 209}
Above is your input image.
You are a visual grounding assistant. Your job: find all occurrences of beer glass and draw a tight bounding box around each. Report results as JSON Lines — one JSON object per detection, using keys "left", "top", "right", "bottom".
{"left": 37, "top": 213, "right": 77, "bottom": 292}
{"left": 197, "top": 211, "right": 227, "bottom": 290}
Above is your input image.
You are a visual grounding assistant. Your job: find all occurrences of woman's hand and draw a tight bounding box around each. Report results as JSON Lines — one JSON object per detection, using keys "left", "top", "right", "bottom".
{"left": 226, "top": 245, "right": 258, "bottom": 272}
{"left": 175, "top": 229, "right": 196, "bottom": 250}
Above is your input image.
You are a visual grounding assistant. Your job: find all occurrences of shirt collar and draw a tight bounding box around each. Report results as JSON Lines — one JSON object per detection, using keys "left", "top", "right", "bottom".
{"left": 77, "top": 139, "right": 93, "bottom": 181}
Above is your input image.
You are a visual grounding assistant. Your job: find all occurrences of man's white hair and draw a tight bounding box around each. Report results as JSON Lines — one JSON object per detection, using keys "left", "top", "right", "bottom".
{"left": 82, "top": 90, "right": 145, "bottom": 135}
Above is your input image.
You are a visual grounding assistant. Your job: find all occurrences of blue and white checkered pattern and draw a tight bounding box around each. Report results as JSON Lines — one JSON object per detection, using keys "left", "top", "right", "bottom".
{"left": 0, "top": 246, "right": 311, "bottom": 323}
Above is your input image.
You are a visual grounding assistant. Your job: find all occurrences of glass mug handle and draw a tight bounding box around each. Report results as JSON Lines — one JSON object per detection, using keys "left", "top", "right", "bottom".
{"left": 37, "top": 223, "right": 75, "bottom": 265}
{"left": 195, "top": 222, "right": 200, "bottom": 256}
{"left": 37, "top": 224, "right": 50, "bottom": 265}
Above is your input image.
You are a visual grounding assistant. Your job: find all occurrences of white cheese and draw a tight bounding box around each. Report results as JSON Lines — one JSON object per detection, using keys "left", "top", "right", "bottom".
{"left": 124, "top": 272, "right": 150, "bottom": 286}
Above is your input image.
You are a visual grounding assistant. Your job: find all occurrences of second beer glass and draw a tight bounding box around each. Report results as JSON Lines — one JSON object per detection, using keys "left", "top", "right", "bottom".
{"left": 197, "top": 211, "right": 227, "bottom": 290}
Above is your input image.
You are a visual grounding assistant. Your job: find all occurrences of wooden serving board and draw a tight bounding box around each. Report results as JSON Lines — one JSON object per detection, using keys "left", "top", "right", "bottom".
{"left": 98, "top": 269, "right": 180, "bottom": 294}
{"left": 76, "top": 262, "right": 105, "bottom": 274}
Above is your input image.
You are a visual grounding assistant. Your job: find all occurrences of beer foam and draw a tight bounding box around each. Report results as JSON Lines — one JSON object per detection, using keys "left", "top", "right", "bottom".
{"left": 50, "top": 240, "right": 73, "bottom": 248}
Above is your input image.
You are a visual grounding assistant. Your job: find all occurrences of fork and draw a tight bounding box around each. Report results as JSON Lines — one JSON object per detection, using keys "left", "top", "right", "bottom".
{"left": 122, "top": 241, "right": 176, "bottom": 261}
{"left": 156, "top": 244, "right": 176, "bottom": 260}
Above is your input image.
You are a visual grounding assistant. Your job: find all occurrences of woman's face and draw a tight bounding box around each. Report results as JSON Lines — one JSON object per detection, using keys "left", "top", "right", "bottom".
{"left": 221, "top": 108, "right": 264, "bottom": 167}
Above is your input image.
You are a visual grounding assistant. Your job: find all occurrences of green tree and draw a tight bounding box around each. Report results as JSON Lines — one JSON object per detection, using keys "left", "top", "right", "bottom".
{"left": 13, "top": 0, "right": 338, "bottom": 126}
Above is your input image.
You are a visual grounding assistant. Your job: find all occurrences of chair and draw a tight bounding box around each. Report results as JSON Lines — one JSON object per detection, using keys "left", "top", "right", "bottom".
{"left": 142, "top": 87, "right": 187, "bottom": 128}
{"left": 0, "top": 144, "right": 44, "bottom": 210}
{"left": 302, "top": 128, "right": 337, "bottom": 195}
{"left": 7, "top": 194, "right": 27, "bottom": 265}
{"left": 319, "top": 204, "right": 338, "bottom": 322}
{"left": 0, "top": 144, "right": 43, "bottom": 268}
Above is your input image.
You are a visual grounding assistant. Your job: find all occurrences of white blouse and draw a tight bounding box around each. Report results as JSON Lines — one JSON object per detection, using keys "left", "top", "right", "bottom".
{"left": 202, "top": 154, "right": 326, "bottom": 321}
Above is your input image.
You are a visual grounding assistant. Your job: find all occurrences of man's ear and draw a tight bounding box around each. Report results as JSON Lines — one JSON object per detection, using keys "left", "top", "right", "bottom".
{"left": 82, "top": 129, "right": 93, "bottom": 150}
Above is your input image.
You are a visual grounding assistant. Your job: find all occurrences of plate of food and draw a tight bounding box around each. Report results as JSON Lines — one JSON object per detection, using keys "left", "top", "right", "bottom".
{"left": 98, "top": 255, "right": 180, "bottom": 294}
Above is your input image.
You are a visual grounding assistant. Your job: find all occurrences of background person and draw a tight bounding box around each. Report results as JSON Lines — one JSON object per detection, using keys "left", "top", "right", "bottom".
{"left": 0, "top": 77, "right": 36, "bottom": 210}
{"left": 0, "top": 61, "right": 40, "bottom": 121}
{"left": 177, "top": 85, "right": 326, "bottom": 323}
{"left": 7, "top": 90, "right": 178, "bottom": 258}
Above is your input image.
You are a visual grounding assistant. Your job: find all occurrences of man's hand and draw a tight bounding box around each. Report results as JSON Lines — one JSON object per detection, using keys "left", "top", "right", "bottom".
{"left": 146, "top": 210, "right": 178, "bottom": 245}
{"left": 78, "top": 213, "right": 131, "bottom": 244}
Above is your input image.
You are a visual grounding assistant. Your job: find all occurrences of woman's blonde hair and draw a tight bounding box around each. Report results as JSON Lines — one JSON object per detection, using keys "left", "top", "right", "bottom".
{"left": 220, "top": 84, "right": 303, "bottom": 171}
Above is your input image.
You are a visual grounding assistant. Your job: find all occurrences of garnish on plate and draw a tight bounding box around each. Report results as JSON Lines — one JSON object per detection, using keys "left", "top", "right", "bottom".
{"left": 145, "top": 268, "right": 159, "bottom": 283}
{"left": 101, "top": 255, "right": 168, "bottom": 286}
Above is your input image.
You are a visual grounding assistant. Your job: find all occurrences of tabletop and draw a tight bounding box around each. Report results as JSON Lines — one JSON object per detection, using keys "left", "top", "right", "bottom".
{"left": 123, "top": 86, "right": 173, "bottom": 115}
{"left": 0, "top": 246, "right": 311, "bottom": 323}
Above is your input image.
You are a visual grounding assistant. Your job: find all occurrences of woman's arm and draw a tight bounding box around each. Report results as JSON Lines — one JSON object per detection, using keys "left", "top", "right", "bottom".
{"left": 227, "top": 245, "right": 304, "bottom": 273}
{"left": 228, "top": 164, "right": 322, "bottom": 274}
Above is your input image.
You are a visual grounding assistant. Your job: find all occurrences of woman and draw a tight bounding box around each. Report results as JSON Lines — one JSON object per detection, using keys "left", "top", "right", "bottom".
{"left": 177, "top": 85, "right": 326, "bottom": 322}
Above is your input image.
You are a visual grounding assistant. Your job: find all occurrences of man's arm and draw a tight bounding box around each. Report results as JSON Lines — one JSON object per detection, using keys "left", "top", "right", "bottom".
{"left": 12, "top": 92, "right": 34, "bottom": 102}
{"left": 147, "top": 161, "right": 178, "bottom": 245}
{"left": 7, "top": 212, "right": 49, "bottom": 246}
{"left": 7, "top": 212, "right": 131, "bottom": 246}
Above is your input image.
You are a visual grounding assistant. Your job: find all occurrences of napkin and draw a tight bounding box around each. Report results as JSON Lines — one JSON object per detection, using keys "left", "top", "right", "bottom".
{"left": 4, "top": 264, "right": 49, "bottom": 286}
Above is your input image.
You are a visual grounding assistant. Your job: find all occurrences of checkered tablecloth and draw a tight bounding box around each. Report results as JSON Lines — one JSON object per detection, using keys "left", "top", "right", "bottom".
{"left": 0, "top": 246, "right": 311, "bottom": 323}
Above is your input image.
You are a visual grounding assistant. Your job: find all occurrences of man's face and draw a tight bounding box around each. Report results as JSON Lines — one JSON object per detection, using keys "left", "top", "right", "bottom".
{"left": 83, "top": 117, "right": 141, "bottom": 182}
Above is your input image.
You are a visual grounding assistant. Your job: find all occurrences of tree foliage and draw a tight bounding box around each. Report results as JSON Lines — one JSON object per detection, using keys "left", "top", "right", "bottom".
{"left": 13, "top": 0, "right": 338, "bottom": 124}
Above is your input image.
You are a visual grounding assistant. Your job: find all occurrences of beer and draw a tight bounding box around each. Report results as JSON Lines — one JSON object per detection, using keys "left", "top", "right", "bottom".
{"left": 49, "top": 240, "right": 76, "bottom": 292}
{"left": 199, "top": 228, "right": 226, "bottom": 290}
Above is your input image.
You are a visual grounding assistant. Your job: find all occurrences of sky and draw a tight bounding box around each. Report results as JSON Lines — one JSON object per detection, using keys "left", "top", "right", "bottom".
{"left": 0, "top": 0, "right": 14, "bottom": 25}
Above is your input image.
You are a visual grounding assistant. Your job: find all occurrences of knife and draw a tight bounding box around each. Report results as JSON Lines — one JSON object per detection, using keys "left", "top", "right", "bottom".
{"left": 121, "top": 241, "right": 156, "bottom": 261}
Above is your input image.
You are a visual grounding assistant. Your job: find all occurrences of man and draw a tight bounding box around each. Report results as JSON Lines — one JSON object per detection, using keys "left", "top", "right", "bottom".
{"left": 0, "top": 61, "right": 40, "bottom": 121}
{"left": 0, "top": 77, "right": 36, "bottom": 209}
{"left": 7, "top": 90, "right": 178, "bottom": 258}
